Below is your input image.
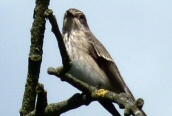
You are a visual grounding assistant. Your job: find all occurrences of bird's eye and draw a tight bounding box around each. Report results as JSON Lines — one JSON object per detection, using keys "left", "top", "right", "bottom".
{"left": 78, "top": 15, "right": 85, "bottom": 20}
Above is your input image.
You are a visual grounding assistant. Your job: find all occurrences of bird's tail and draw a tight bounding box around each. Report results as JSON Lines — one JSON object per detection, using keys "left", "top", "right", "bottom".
{"left": 140, "top": 109, "right": 147, "bottom": 116}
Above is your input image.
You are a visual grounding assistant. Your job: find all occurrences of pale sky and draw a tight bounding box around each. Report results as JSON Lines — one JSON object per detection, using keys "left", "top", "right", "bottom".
{"left": 1, "top": 1, "right": 172, "bottom": 116}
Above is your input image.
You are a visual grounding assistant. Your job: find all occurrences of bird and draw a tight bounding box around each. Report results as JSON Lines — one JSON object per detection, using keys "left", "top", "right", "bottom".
{"left": 62, "top": 8, "right": 146, "bottom": 116}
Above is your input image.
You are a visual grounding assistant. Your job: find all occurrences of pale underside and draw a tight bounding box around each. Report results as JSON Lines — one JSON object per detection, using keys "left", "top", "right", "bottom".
{"left": 63, "top": 31, "right": 122, "bottom": 93}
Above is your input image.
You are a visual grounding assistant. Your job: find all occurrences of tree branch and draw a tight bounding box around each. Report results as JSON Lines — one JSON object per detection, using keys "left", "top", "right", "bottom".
{"left": 44, "top": 9, "right": 71, "bottom": 72}
{"left": 24, "top": 92, "right": 92, "bottom": 116}
{"left": 20, "top": 0, "right": 49, "bottom": 115}
{"left": 48, "top": 67, "right": 144, "bottom": 116}
{"left": 35, "top": 83, "right": 48, "bottom": 116}
{"left": 45, "top": 93, "right": 92, "bottom": 116}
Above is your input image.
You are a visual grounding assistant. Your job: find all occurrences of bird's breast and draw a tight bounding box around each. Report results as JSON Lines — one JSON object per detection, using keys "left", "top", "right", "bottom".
{"left": 63, "top": 33, "right": 114, "bottom": 90}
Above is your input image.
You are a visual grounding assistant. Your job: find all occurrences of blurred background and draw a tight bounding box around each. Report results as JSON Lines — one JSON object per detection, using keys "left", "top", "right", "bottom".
{"left": 1, "top": 1, "right": 172, "bottom": 115}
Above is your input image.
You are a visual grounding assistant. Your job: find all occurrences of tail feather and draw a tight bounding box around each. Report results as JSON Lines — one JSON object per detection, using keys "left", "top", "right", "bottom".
{"left": 99, "top": 100, "right": 121, "bottom": 116}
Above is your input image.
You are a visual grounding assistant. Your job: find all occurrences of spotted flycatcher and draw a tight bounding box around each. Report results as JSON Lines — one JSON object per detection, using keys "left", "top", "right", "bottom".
{"left": 62, "top": 8, "right": 146, "bottom": 116}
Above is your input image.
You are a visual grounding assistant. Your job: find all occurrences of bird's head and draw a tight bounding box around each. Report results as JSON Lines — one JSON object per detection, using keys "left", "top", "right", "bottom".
{"left": 62, "top": 8, "right": 89, "bottom": 34}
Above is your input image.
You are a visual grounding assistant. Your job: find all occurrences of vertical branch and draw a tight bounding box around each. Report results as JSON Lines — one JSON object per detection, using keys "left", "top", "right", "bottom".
{"left": 35, "top": 83, "right": 48, "bottom": 116}
{"left": 20, "top": 0, "right": 49, "bottom": 115}
{"left": 44, "top": 9, "right": 71, "bottom": 72}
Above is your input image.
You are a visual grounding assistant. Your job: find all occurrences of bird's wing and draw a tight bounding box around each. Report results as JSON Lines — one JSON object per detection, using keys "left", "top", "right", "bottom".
{"left": 86, "top": 32, "right": 134, "bottom": 99}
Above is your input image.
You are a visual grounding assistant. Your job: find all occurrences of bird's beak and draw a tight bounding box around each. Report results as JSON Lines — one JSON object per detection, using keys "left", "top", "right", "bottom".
{"left": 64, "top": 10, "right": 74, "bottom": 19}
{"left": 66, "top": 11, "right": 74, "bottom": 17}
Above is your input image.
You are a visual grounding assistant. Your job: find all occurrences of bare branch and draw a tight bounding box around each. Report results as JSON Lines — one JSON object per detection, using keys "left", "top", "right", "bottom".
{"left": 45, "top": 93, "right": 92, "bottom": 116}
{"left": 20, "top": 0, "right": 49, "bottom": 115}
{"left": 44, "top": 9, "right": 71, "bottom": 71}
{"left": 48, "top": 67, "right": 144, "bottom": 116}
{"left": 35, "top": 83, "right": 47, "bottom": 116}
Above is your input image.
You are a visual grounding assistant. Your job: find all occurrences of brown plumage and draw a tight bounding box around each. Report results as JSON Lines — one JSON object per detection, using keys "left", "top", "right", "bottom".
{"left": 62, "top": 8, "right": 146, "bottom": 116}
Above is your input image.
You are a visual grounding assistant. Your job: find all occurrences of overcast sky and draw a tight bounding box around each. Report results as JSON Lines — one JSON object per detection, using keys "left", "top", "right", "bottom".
{"left": 1, "top": 1, "right": 172, "bottom": 116}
